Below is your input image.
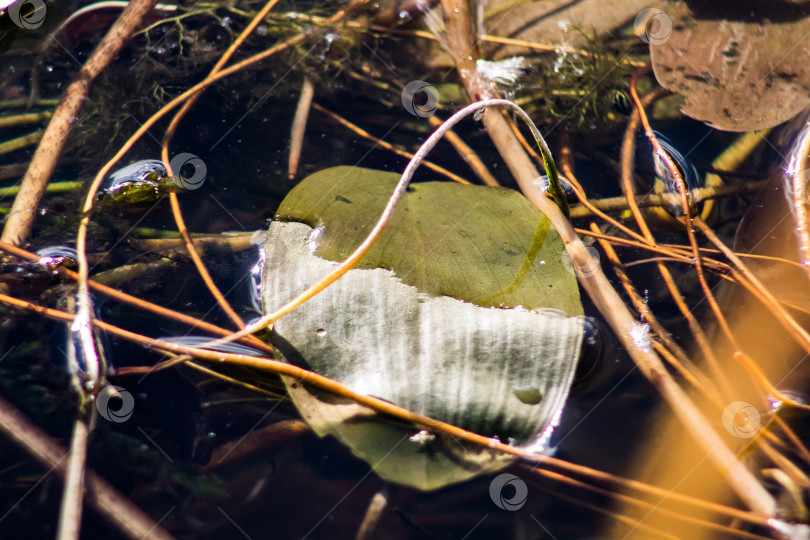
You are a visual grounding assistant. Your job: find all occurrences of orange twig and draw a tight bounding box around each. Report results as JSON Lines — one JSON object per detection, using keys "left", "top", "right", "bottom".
{"left": 625, "top": 72, "right": 732, "bottom": 400}
{"left": 159, "top": 0, "right": 288, "bottom": 336}
{"left": 527, "top": 466, "right": 771, "bottom": 539}
{"left": 591, "top": 223, "right": 720, "bottom": 402}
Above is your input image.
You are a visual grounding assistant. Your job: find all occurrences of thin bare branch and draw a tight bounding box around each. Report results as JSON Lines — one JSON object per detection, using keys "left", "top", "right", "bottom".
{"left": 0, "top": 394, "right": 175, "bottom": 540}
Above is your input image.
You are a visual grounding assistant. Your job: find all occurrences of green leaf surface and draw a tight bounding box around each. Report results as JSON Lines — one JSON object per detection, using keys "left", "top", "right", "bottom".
{"left": 274, "top": 166, "right": 582, "bottom": 315}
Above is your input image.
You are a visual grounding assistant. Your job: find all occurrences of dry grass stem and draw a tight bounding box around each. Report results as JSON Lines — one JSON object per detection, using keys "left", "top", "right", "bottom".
{"left": 569, "top": 181, "right": 766, "bottom": 218}
{"left": 592, "top": 223, "right": 720, "bottom": 401}
{"left": 622, "top": 76, "right": 733, "bottom": 399}
{"left": 289, "top": 77, "right": 315, "bottom": 180}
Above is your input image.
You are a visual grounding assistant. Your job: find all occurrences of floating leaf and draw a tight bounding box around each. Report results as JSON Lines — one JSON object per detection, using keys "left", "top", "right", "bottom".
{"left": 424, "top": 0, "right": 653, "bottom": 64}
{"left": 650, "top": 2, "right": 810, "bottom": 132}
{"left": 263, "top": 167, "right": 583, "bottom": 490}
{"left": 274, "top": 166, "right": 581, "bottom": 314}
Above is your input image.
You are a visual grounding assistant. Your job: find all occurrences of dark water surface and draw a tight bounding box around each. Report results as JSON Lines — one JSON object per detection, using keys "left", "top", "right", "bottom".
{"left": 0, "top": 1, "right": 805, "bottom": 538}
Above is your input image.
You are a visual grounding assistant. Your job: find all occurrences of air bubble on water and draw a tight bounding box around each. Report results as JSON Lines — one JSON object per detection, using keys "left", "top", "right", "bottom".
{"left": 650, "top": 132, "right": 700, "bottom": 216}
{"left": 630, "top": 322, "right": 652, "bottom": 352}
{"left": 99, "top": 159, "right": 166, "bottom": 198}
{"left": 36, "top": 246, "right": 78, "bottom": 267}
{"left": 534, "top": 174, "right": 576, "bottom": 203}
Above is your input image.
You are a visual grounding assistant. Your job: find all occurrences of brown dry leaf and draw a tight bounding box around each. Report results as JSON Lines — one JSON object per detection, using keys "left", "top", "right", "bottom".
{"left": 650, "top": 1, "right": 810, "bottom": 132}
{"left": 481, "top": 0, "right": 653, "bottom": 59}
{"left": 425, "top": 0, "right": 654, "bottom": 65}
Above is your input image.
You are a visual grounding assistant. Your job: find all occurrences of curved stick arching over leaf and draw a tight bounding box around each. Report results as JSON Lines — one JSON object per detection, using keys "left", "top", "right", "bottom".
{"left": 199, "top": 99, "right": 565, "bottom": 349}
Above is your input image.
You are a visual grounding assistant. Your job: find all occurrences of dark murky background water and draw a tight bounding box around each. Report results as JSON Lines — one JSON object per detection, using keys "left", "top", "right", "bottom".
{"left": 0, "top": 1, "right": 800, "bottom": 538}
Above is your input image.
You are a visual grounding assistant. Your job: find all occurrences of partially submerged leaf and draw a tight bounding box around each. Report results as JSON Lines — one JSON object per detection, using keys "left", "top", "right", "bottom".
{"left": 282, "top": 375, "right": 513, "bottom": 491}
{"left": 274, "top": 166, "right": 582, "bottom": 314}
{"left": 650, "top": 2, "right": 810, "bottom": 132}
{"left": 263, "top": 167, "right": 583, "bottom": 490}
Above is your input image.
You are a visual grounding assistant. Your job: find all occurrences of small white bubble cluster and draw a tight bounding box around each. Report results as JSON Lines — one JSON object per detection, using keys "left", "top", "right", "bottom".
{"left": 629, "top": 322, "right": 652, "bottom": 352}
